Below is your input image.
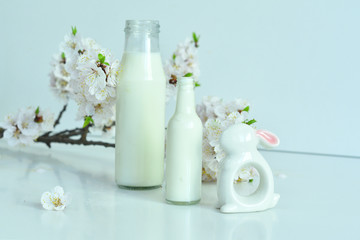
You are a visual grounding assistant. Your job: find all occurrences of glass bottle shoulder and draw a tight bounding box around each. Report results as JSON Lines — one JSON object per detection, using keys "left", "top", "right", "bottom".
{"left": 168, "top": 113, "right": 202, "bottom": 128}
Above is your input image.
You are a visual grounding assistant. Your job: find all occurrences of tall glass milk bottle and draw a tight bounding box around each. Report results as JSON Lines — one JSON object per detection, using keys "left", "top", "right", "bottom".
{"left": 115, "top": 20, "right": 166, "bottom": 189}
{"left": 165, "top": 77, "right": 203, "bottom": 204}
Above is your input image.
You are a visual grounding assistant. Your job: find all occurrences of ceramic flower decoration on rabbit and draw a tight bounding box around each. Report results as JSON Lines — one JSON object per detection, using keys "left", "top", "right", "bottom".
{"left": 216, "top": 123, "right": 280, "bottom": 213}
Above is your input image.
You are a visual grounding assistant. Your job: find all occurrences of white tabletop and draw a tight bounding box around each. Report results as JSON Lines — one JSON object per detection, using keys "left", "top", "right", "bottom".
{"left": 0, "top": 142, "right": 359, "bottom": 240}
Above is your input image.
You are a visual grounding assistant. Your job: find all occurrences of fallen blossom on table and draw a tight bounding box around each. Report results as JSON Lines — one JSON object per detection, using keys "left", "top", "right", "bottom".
{"left": 41, "top": 186, "right": 71, "bottom": 211}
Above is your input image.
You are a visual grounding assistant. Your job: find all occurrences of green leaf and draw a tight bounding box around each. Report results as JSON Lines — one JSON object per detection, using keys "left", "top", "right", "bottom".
{"left": 183, "top": 73, "right": 193, "bottom": 77}
{"left": 242, "top": 106, "right": 250, "bottom": 112}
{"left": 192, "top": 32, "right": 198, "bottom": 42}
{"left": 172, "top": 53, "right": 176, "bottom": 61}
{"left": 194, "top": 82, "right": 201, "bottom": 87}
{"left": 83, "top": 119, "right": 90, "bottom": 128}
{"left": 35, "top": 107, "right": 40, "bottom": 115}
{"left": 192, "top": 32, "right": 200, "bottom": 47}
{"left": 61, "top": 52, "right": 65, "bottom": 59}
{"left": 249, "top": 179, "right": 254, "bottom": 183}
{"left": 98, "top": 53, "right": 105, "bottom": 64}
{"left": 71, "top": 26, "right": 77, "bottom": 36}
{"left": 83, "top": 116, "right": 94, "bottom": 128}
{"left": 104, "top": 62, "right": 110, "bottom": 66}
{"left": 244, "top": 119, "right": 257, "bottom": 125}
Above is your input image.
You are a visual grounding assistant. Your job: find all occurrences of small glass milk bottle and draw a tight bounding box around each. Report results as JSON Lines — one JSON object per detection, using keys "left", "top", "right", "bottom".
{"left": 115, "top": 20, "right": 166, "bottom": 189}
{"left": 165, "top": 77, "right": 203, "bottom": 204}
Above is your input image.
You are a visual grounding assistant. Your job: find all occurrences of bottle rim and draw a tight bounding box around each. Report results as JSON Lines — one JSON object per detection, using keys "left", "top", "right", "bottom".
{"left": 178, "top": 77, "right": 194, "bottom": 86}
{"left": 124, "top": 20, "right": 160, "bottom": 33}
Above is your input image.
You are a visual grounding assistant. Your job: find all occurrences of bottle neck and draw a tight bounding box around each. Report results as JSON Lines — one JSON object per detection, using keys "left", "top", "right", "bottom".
{"left": 124, "top": 20, "right": 160, "bottom": 53}
{"left": 124, "top": 32, "right": 160, "bottom": 53}
{"left": 175, "top": 83, "right": 196, "bottom": 115}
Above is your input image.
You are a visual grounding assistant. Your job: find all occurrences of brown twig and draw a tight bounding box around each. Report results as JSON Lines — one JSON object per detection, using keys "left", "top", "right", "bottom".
{"left": 80, "top": 125, "right": 89, "bottom": 141}
{"left": 53, "top": 104, "right": 68, "bottom": 128}
{"left": 52, "top": 127, "right": 83, "bottom": 137}
{"left": 0, "top": 125, "right": 115, "bottom": 148}
{"left": 36, "top": 132, "right": 115, "bottom": 148}
{"left": 102, "top": 121, "right": 115, "bottom": 132}
{"left": 41, "top": 104, "right": 68, "bottom": 137}
{"left": 0, "top": 103, "right": 115, "bottom": 149}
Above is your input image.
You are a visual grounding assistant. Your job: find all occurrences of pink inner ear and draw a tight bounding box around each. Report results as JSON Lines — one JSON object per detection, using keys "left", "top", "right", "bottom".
{"left": 256, "top": 130, "right": 279, "bottom": 145}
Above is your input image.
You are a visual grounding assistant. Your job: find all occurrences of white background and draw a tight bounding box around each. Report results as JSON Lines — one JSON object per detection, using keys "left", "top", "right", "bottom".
{"left": 0, "top": 0, "right": 359, "bottom": 156}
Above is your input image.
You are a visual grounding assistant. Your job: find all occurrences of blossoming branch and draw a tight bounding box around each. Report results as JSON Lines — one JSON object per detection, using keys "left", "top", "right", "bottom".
{"left": 0, "top": 27, "right": 201, "bottom": 148}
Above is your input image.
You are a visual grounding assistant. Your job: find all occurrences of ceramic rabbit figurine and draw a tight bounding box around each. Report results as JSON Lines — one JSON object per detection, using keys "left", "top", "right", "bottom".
{"left": 217, "top": 123, "right": 280, "bottom": 213}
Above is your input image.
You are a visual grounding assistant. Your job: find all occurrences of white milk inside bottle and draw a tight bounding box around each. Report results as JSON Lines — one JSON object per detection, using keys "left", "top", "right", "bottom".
{"left": 115, "top": 20, "right": 166, "bottom": 189}
{"left": 165, "top": 77, "right": 203, "bottom": 204}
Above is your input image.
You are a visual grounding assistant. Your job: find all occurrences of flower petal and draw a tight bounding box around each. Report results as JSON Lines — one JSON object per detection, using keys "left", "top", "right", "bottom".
{"left": 53, "top": 186, "right": 64, "bottom": 196}
{"left": 41, "top": 192, "right": 54, "bottom": 210}
{"left": 60, "top": 193, "right": 72, "bottom": 207}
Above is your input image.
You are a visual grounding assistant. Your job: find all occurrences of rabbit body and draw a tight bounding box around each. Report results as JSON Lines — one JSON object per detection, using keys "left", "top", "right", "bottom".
{"left": 216, "top": 123, "right": 280, "bottom": 213}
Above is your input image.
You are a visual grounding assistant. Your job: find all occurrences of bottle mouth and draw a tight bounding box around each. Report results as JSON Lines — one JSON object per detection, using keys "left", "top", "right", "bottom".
{"left": 178, "top": 77, "right": 194, "bottom": 86}
{"left": 124, "top": 20, "right": 160, "bottom": 33}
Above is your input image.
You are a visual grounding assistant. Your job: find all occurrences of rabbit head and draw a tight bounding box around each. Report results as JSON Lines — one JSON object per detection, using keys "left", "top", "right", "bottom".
{"left": 220, "top": 124, "right": 280, "bottom": 155}
{"left": 220, "top": 124, "right": 257, "bottom": 154}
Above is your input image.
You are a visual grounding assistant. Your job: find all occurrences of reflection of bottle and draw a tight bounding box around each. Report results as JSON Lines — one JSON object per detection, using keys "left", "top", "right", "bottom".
{"left": 115, "top": 20, "right": 166, "bottom": 189}
{"left": 165, "top": 77, "right": 203, "bottom": 204}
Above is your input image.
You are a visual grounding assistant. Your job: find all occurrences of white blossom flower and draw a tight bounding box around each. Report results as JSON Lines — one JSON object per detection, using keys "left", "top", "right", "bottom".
{"left": 62, "top": 37, "right": 101, "bottom": 81}
{"left": 221, "top": 111, "right": 247, "bottom": 128}
{"left": 60, "top": 28, "right": 84, "bottom": 80}
{"left": 15, "top": 107, "right": 39, "bottom": 138}
{"left": 214, "top": 99, "right": 250, "bottom": 120}
{"left": 204, "top": 119, "right": 223, "bottom": 148}
{"left": 36, "top": 108, "right": 55, "bottom": 132}
{"left": 49, "top": 27, "right": 120, "bottom": 128}
{"left": 52, "top": 57, "right": 71, "bottom": 82}
{"left": 202, "top": 140, "right": 217, "bottom": 181}
{"left": 72, "top": 87, "right": 116, "bottom": 127}
{"left": 107, "top": 59, "right": 121, "bottom": 87}
{"left": 84, "top": 102, "right": 115, "bottom": 127}
{"left": 50, "top": 53, "right": 72, "bottom": 102}
{"left": 199, "top": 97, "right": 255, "bottom": 182}
{"left": 78, "top": 59, "right": 107, "bottom": 100}
{"left": 173, "top": 38, "right": 200, "bottom": 78}
{"left": 41, "top": 186, "right": 71, "bottom": 211}
{"left": 60, "top": 28, "right": 82, "bottom": 57}
{"left": 59, "top": 31, "right": 119, "bottom": 127}
{"left": 77, "top": 48, "right": 118, "bottom": 98}
{"left": 60, "top": 29, "right": 82, "bottom": 54}
{"left": 0, "top": 113, "right": 33, "bottom": 146}
{"left": 89, "top": 118, "right": 116, "bottom": 138}
{"left": 235, "top": 167, "right": 258, "bottom": 183}
{"left": 164, "top": 36, "right": 200, "bottom": 102}
{"left": 196, "top": 96, "right": 223, "bottom": 124}
{"left": 0, "top": 107, "right": 55, "bottom": 146}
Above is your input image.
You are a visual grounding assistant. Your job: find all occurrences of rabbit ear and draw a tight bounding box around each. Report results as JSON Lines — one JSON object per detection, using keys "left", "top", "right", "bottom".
{"left": 256, "top": 130, "right": 280, "bottom": 149}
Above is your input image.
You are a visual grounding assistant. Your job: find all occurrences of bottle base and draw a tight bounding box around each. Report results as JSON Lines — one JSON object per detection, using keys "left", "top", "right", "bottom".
{"left": 117, "top": 184, "right": 162, "bottom": 190}
{"left": 166, "top": 199, "right": 200, "bottom": 205}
